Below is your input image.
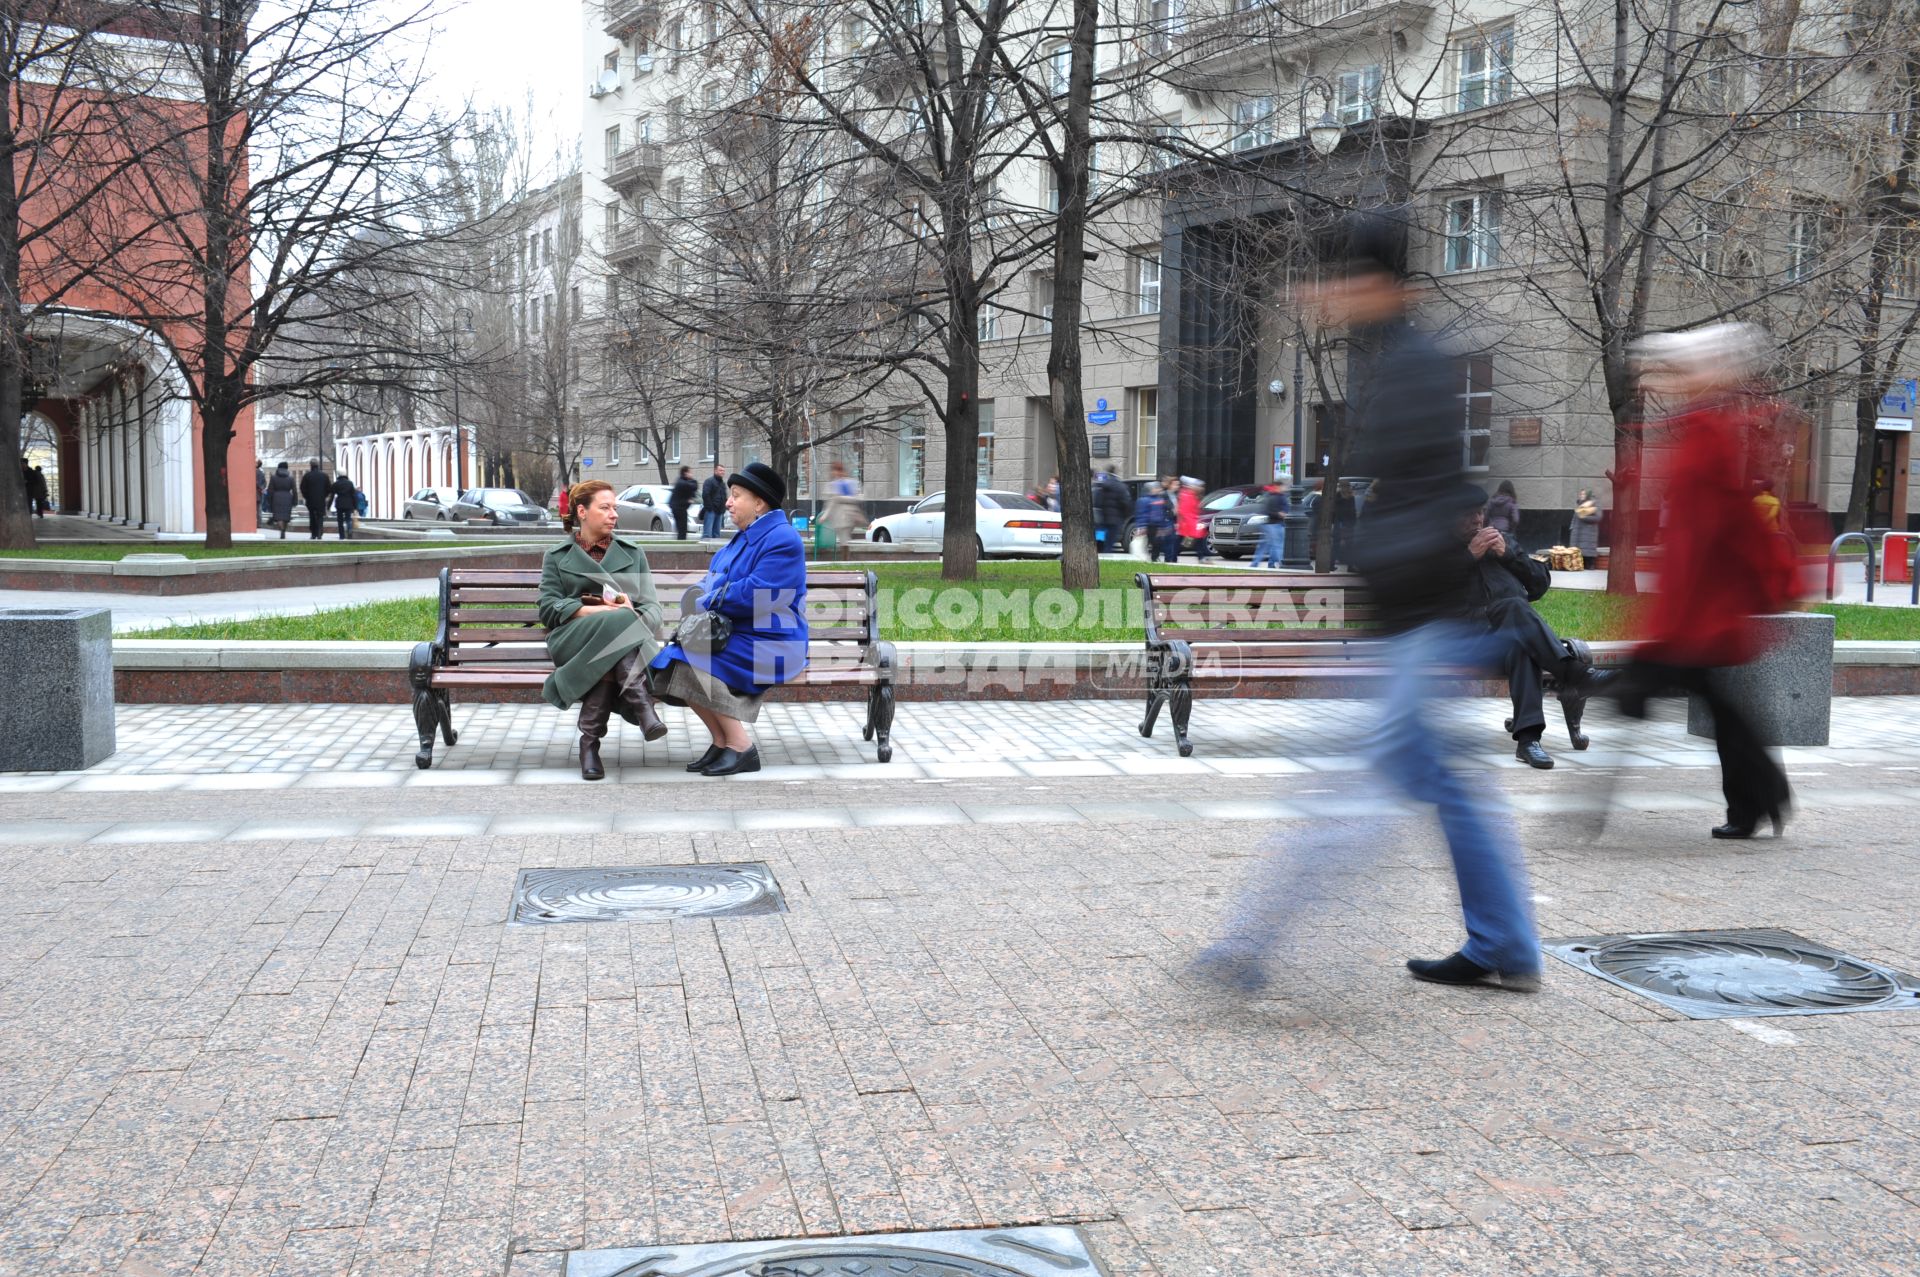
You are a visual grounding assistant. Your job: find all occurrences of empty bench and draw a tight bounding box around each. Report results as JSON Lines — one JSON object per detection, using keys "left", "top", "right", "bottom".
{"left": 408, "top": 565, "right": 898, "bottom": 768}
{"left": 1137, "top": 571, "right": 1382, "bottom": 756}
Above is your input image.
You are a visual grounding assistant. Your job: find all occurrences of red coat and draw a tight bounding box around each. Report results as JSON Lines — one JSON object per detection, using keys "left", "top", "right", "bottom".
{"left": 1637, "top": 398, "right": 1796, "bottom": 668}
{"left": 1176, "top": 487, "right": 1202, "bottom": 538}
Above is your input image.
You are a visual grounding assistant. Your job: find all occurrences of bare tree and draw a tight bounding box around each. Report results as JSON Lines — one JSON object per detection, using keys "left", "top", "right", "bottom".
{"left": 76, "top": 0, "right": 467, "bottom": 547}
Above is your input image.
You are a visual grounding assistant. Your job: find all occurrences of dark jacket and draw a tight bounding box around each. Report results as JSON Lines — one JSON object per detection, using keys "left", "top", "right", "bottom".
{"left": 267, "top": 469, "right": 297, "bottom": 523}
{"left": 700, "top": 474, "right": 726, "bottom": 514}
{"left": 1134, "top": 489, "right": 1172, "bottom": 531}
{"left": 1468, "top": 532, "right": 1549, "bottom": 621}
{"left": 1261, "top": 488, "right": 1290, "bottom": 520}
{"left": 300, "top": 465, "right": 331, "bottom": 510}
{"left": 1094, "top": 473, "right": 1130, "bottom": 527}
{"left": 669, "top": 475, "right": 697, "bottom": 511}
{"left": 331, "top": 474, "right": 358, "bottom": 516}
{"left": 649, "top": 510, "right": 808, "bottom": 694}
{"left": 254, "top": 467, "right": 267, "bottom": 501}
{"left": 1345, "top": 319, "right": 1479, "bottom": 632}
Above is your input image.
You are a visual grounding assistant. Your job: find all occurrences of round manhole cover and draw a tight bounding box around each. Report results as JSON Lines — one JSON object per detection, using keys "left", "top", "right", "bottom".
{"left": 1589, "top": 934, "right": 1902, "bottom": 1013}
{"left": 514, "top": 864, "right": 779, "bottom": 923}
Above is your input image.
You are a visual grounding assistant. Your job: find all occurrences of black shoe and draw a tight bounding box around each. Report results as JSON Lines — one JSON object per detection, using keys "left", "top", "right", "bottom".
{"left": 685, "top": 745, "right": 723, "bottom": 773}
{"left": 701, "top": 744, "right": 761, "bottom": 776}
{"left": 1712, "top": 806, "right": 1786, "bottom": 839}
{"left": 1516, "top": 738, "right": 1554, "bottom": 769}
{"left": 1407, "top": 951, "right": 1539, "bottom": 993}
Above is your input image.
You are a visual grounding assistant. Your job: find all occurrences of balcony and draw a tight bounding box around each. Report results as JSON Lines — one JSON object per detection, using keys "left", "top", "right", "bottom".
{"left": 1174, "top": 0, "right": 1433, "bottom": 84}
{"left": 605, "top": 141, "right": 664, "bottom": 194}
{"left": 604, "top": 221, "right": 661, "bottom": 266}
{"left": 603, "top": 0, "right": 659, "bottom": 41}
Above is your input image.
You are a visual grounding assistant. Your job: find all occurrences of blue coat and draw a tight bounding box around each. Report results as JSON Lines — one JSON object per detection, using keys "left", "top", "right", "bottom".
{"left": 1134, "top": 491, "right": 1172, "bottom": 530}
{"left": 650, "top": 509, "right": 809, "bottom": 694}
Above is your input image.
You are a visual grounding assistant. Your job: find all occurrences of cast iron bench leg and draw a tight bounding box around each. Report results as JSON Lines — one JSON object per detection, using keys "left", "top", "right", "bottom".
{"left": 408, "top": 642, "right": 441, "bottom": 769}
{"left": 1170, "top": 679, "right": 1194, "bottom": 757}
{"left": 871, "top": 681, "right": 896, "bottom": 763}
{"left": 1141, "top": 653, "right": 1167, "bottom": 738}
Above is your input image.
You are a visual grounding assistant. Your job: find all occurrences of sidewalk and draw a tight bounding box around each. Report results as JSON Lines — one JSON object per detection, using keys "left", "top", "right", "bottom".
{"left": 0, "top": 695, "right": 1915, "bottom": 1275}
{"left": 0, "top": 577, "right": 441, "bottom": 633}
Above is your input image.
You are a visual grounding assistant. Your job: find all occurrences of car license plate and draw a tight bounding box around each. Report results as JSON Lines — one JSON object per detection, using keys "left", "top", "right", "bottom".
{"left": 1041, "top": 532, "right": 1062, "bottom": 543}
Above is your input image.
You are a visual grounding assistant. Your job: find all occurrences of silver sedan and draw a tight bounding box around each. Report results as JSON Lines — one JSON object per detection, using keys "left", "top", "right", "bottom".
{"left": 402, "top": 487, "right": 461, "bottom": 520}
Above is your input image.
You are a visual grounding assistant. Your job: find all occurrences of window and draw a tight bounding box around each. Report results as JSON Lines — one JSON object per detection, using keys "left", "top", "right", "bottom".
{"left": 1149, "top": 120, "right": 1184, "bottom": 171}
{"left": 1134, "top": 387, "right": 1158, "bottom": 476}
{"left": 666, "top": 428, "right": 681, "bottom": 461}
{"left": 1043, "top": 162, "right": 1060, "bottom": 214}
{"left": 1457, "top": 355, "right": 1493, "bottom": 470}
{"left": 608, "top": 432, "right": 620, "bottom": 465}
{"left": 666, "top": 96, "right": 685, "bottom": 139}
{"left": 603, "top": 50, "right": 619, "bottom": 75}
{"left": 1786, "top": 55, "right": 1825, "bottom": 130}
{"left": 1337, "top": 65, "right": 1382, "bottom": 125}
{"left": 703, "top": 82, "right": 724, "bottom": 110}
{"left": 1444, "top": 192, "right": 1501, "bottom": 272}
{"left": 543, "top": 229, "right": 553, "bottom": 259}
{"left": 1690, "top": 37, "right": 1741, "bottom": 115}
{"left": 1892, "top": 230, "right": 1920, "bottom": 300}
{"left": 1232, "top": 96, "right": 1275, "bottom": 151}
{"left": 665, "top": 19, "right": 683, "bottom": 67}
{"left": 897, "top": 419, "right": 925, "bottom": 495}
{"left": 701, "top": 0, "right": 718, "bottom": 42}
{"left": 1034, "top": 273, "right": 1054, "bottom": 333}
{"left": 1047, "top": 44, "right": 1071, "bottom": 97}
{"left": 977, "top": 400, "right": 995, "bottom": 483}
{"left": 844, "top": 15, "right": 871, "bottom": 50}
{"left": 605, "top": 125, "right": 621, "bottom": 163}
{"left": 529, "top": 232, "right": 540, "bottom": 269}
{"left": 1693, "top": 202, "right": 1733, "bottom": 275}
{"left": 1788, "top": 204, "right": 1828, "bottom": 282}
{"left": 607, "top": 276, "right": 620, "bottom": 308}
{"left": 1135, "top": 251, "right": 1162, "bottom": 315}
{"left": 978, "top": 304, "right": 1000, "bottom": 341}
{"left": 604, "top": 202, "right": 620, "bottom": 233}
{"left": 1147, "top": 0, "right": 1185, "bottom": 54}
{"left": 1455, "top": 24, "right": 1514, "bottom": 112}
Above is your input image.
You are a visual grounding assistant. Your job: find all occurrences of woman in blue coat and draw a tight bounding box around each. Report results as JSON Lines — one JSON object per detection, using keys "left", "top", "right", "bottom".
{"left": 649, "top": 462, "right": 809, "bottom": 776}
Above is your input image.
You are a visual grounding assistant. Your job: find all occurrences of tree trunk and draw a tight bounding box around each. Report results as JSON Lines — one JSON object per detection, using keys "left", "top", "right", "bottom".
{"left": 1046, "top": 0, "right": 1099, "bottom": 591}
{"left": 1846, "top": 394, "right": 1880, "bottom": 531}
{"left": 0, "top": 77, "right": 37, "bottom": 549}
{"left": 198, "top": 398, "right": 237, "bottom": 548}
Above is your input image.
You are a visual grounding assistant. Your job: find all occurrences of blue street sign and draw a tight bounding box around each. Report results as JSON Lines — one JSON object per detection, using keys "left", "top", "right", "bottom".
{"left": 1880, "top": 379, "right": 1917, "bottom": 420}
{"left": 1087, "top": 396, "right": 1118, "bottom": 427}
{"left": 582, "top": 457, "right": 594, "bottom": 467}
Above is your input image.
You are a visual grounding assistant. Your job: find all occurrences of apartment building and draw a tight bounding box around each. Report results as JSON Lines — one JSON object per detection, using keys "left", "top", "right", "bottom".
{"left": 579, "top": 0, "right": 1920, "bottom": 536}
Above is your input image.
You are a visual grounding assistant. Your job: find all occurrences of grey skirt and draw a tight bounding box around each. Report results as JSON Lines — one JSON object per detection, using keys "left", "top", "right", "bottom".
{"left": 648, "top": 658, "right": 766, "bottom": 723}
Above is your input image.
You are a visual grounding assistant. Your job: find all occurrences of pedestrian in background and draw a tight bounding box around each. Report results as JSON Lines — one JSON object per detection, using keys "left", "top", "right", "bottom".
{"left": 823, "top": 461, "right": 864, "bottom": 543}
{"left": 1332, "top": 478, "right": 1358, "bottom": 568}
{"left": 255, "top": 460, "right": 267, "bottom": 517}
{"left": 331, "top": 470, "right": 359, "bottom": 541}
{"left": 1044, "top": 475, "right": 1061, "bottom": 511}
{"left": 1194, "top": 209, "right": 1542, "bottom": 995}
{"left": 1094, "top": 465, "right": 1130, "bottom": 553}
{"left": 1175, "top": 477, "right": 1209, "bottom": 562}
{"left": 27, "top": 464, "right": 49, "bottom": 517}
{"left": 700, "top": 463, "right": 728, "bottom": 539}
{"left": 669, "top": 464, "right": 697, "bottom": 539}
{"left": 299, "top": 458, "right": 330, "bottom": 539}
{"left": 1486, "top": 479, "right": 1520, "bottom": 537}
{"left": 1571, "top": 488, "right": 1601, "bottom": 569}
{"left": 1251, "top": 483, "right": 1289, "bottom": 568}
{"left": 1133, "top": 480, "right": 1172, "bottom": 561}
{"left": 266, "top": 461, "right": 296, "bottom": 538}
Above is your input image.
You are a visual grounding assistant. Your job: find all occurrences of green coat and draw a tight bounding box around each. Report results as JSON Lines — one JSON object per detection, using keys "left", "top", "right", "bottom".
{"left": 539, "top": 536, "right": 666, "bottom": 709}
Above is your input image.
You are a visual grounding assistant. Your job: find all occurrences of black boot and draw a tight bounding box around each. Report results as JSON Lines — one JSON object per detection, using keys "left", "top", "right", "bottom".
{"left": 612, "top": 653, "right": 668, "bottom": 741}
{"left": 577, "top": 677, "right": 615, "bottom": 780}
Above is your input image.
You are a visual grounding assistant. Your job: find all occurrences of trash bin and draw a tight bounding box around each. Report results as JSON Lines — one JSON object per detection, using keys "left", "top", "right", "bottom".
{"left": 0, "top": 607, "right": 116, "bottom": 770}
{"left": 1883, "top": 533, "right": 1918, "bottom": 585}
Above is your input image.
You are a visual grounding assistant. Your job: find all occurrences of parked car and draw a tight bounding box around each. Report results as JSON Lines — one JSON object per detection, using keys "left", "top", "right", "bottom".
{"left": 447, "top": 487, "right": 554, "bottom": 527}
{"left": 610, "top": 484, "right": 669, "bottom": 533}
{"left": 867, "top": 489, "right": 1063, "bottom": 557}
{"left": 617, "top": 482, "right": 733, "bottom": 533}
{"left": 1186, "top": 484, "right": 1269, "bottom": 558}
{"left": 402, "top": 487, "right": 461, "bottom": 520}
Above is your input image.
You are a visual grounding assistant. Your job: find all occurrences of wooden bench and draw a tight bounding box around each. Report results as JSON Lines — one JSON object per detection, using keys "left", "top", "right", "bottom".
{"left": 1136, "top": 570, "right": 1598, "bottom": 756}
{"left": 1137, "top": 571, "right": 1386, "bottom": 756}
{"left": 407, "top": 565, "right": 898, "bottom": 768}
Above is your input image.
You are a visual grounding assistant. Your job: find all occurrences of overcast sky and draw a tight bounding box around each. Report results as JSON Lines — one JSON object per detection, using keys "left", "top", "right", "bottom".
{"left": 427, "top": 0, "right": 584, "bottom": 181}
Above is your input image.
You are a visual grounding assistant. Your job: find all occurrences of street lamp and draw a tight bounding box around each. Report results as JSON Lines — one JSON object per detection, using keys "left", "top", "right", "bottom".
{"left": 1283, "top": 76, "right": 1343, "bottom": 569}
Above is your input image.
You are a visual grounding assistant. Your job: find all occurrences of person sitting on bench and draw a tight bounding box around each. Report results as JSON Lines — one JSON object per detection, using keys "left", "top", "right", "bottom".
{"left": 1461, "top": 497, "right": 1610, "bottom": 769}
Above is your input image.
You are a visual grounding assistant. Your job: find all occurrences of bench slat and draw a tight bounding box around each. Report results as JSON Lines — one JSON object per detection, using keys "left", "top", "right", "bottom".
{"left": 1162, "top": 627, "right": 1381, "bottom": 643}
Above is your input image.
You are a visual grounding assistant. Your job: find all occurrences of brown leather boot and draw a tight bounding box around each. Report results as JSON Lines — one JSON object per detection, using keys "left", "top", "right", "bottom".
{"left": 612, "top": 652, "right": 668, "bottom": 741}
{"left": 577, "top": 676, "right": 616, "bottom": 780}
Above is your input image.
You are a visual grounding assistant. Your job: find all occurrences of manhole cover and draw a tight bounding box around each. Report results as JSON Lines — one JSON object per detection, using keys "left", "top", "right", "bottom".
{"left": 1544, "top": 928, "right": 1920, "bottom": 1019}
{"left": 565, "top": 1226, "right": 1107, "bottom": 1277}
{"left": 510, "top": 863, "right": 783, "bottom": 925}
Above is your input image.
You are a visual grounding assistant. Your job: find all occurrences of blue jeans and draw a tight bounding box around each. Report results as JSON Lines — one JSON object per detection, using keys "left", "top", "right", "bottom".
{"left": 1210, "top": 620, "right": 1540, "bottom": 976}
{"left": 701, "top": 509, "right": 723, "bottom": 539}
{"left": 1252, "top": 523, "right": 1287, "bottom": 567}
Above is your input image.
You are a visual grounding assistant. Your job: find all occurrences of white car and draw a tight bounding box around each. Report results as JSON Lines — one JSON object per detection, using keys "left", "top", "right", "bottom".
{"left": 610, "top": 484, "right": 669, "bottom": 533}
{"left": 867, "top": 490, "right": 1063, "bottom": 557}
{"left": 402, "top": 487, "right": 461, "bottom": 520}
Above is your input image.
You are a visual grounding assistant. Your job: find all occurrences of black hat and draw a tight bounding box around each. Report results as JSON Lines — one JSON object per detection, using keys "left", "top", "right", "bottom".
{"left": 728, "top": 461, "right": 786, "bottom": 509}
{"left": 1453, "top": 481, "right": 1490, "bottom": 511}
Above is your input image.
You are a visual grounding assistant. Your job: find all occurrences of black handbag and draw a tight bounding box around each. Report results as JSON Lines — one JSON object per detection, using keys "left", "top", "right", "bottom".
{"left": 672, "top": 585, "right": 732, "bottom": 655}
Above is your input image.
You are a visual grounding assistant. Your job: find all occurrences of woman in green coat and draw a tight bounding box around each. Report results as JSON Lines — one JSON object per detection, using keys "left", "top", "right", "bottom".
{"left": 540, "top": 479, "right": 669, "bottom": 779}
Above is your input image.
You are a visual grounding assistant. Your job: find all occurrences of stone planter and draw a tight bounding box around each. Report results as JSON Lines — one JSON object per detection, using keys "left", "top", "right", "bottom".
{"left": 0, "top": 606, "right": 116, "bottom": 770}
{"left": 1686, "top": 612, "right": 1835, "bottom": 747}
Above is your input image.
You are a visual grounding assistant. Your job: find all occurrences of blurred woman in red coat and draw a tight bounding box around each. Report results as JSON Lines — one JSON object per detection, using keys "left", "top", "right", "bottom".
{"left": 1618, "top": 324, "right": 1798, "bottom": 839}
